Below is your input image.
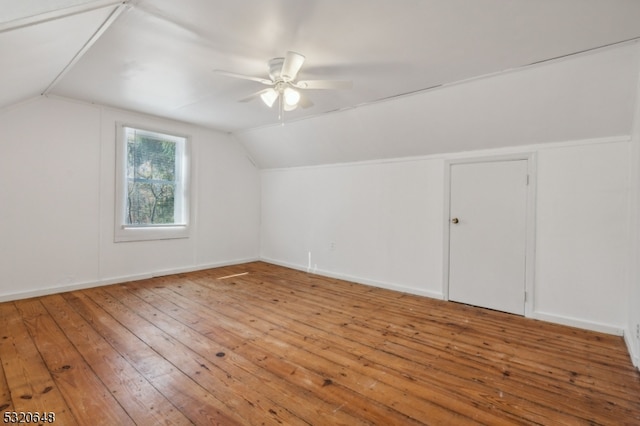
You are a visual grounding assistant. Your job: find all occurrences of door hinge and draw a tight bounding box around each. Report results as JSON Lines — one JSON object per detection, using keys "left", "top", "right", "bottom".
{"left": 526, "top": 174, "right": 530, "bottom": 185}
{"left": 524, "top": 291, "right": 528, "bottom": 302}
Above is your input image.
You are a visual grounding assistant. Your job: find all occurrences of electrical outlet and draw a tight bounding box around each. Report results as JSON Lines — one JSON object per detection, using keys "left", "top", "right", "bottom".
{"left": 636, "top": 324, "right": 640, "bottom": 339}
{"left": 329, "top": 241, "right": 336, "bottom": 251}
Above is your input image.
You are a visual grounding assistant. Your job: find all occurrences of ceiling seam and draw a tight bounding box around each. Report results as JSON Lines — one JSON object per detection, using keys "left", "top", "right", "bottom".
{"left": 233, "top": 37, "right": 640, "bottom": 136}
{"left": 0, "top": 0, "right": 125, "bottom": 33}
{"left": 42, "top": 2, "right": 130, "bottom": 96}
{"left": 526, "top": 36, "right": 640, "bottom": 66}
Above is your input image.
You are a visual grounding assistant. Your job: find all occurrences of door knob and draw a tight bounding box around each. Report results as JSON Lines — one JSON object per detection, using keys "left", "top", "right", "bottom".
{"left": 451, "top": 218, "right": 459, "bottom": 224}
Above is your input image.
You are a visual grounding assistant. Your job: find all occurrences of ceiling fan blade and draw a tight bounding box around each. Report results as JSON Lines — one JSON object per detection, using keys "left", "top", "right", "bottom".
{"left": 281, "top": 51, "right": 305, "bottom": 82}
{"left": 238, "top": 88, "right": 273, "bottom": 103}
{"left": 298, "top": 93, "right": 314, "bottom": 109}
{"left": 294, "top": 80, "right": 352, "bottom": 90}
{"left": 214, "top": 70, "right": 274, "bottom": 85}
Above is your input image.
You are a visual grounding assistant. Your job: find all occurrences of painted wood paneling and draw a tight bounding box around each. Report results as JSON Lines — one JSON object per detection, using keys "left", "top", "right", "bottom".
{"left": 260, "top": 139, "right": 631, "bottom": 334}
{"left": 0, "top": 96, "right": 261, "bottom": 301}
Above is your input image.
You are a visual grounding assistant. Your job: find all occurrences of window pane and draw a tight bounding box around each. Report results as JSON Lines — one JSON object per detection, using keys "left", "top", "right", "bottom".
{"left": 115, "top": 124, "right": 190, "bottom": 242}
{"left": 127, "top": 181, "right": 176, "bottom": 224}
{"left": 125, "top": 128, "right": 180, "bottom": 225}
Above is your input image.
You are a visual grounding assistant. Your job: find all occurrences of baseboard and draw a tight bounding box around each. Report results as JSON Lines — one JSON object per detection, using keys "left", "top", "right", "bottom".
{"left": 260, "top": 256, "right": 444, "bottom": 300}
{"left": 147, "top": 257, "right": 261, "bottom": 278}
{"left": 532, "top": 311, "right": 624, "bottom": 336}
{"left": 623, "top": 330, "right": 640, "bottom": 369}
{"left": 0, "top": 257, "right": 260, "bottom": 303}
{"left": 0, "top": 277, "right": 138, "bottom": 303}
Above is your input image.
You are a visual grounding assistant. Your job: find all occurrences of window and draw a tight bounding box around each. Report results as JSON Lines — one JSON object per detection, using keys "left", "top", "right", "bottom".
{"left": 115, "top": 124, "right": 190, "bottom": 242}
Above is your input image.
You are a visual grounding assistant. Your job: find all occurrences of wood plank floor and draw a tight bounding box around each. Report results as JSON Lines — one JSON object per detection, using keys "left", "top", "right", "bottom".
{"left": 1, "top": 262, "right": 639, "bottom": 425}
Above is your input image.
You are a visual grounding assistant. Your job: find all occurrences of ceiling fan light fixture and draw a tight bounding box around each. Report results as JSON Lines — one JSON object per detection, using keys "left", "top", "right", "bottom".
{"left": 283, "top": 87, "right": 300, "bottom": 107}
{"left": 216, "top": 51, "right": 351, "bottom": 117}
{"left": 260, "top": 88, "right": 278, "bottom": 108}
{"left": 283, "top": 102, "right": 298, "bottom": 112}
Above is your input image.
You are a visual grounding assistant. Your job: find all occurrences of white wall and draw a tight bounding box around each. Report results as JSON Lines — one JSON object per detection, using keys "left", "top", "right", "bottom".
{"left": 0, "top": 96, "right": 260, "bottom": 301}
{"left": 535, "top": 140, "right": 630, "bottom": 332}
{"left": 261, "top": 158, "right": 445, "bottom": 298}
{"left": 627, "top": 64, "right": 640, "bottom": 368}
{"left": 261, "top": 138, "right": 631, "bottom": 335}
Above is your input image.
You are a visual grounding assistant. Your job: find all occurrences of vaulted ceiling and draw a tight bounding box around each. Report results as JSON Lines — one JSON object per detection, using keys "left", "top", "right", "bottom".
{"left": 3, "top": 0, "right": 640, "bottom": 134}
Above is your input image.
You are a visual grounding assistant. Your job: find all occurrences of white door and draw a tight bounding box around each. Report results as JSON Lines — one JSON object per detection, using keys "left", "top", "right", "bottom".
{"left": 448, "top": 160, "right": 528, "bottom": 315}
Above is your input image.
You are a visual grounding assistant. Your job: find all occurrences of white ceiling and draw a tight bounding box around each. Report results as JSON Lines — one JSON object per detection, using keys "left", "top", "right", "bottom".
{"left": 2, "top": 0, "right": 640, "bottom": 133}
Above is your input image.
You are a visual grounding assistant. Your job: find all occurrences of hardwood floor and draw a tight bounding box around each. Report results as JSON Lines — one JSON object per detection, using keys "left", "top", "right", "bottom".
{"left": 1, "top": 262, "right": 639, "bottom": 425}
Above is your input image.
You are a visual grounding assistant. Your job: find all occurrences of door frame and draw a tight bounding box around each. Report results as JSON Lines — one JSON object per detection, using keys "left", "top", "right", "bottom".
{"left": 442, "top": 153, "right": 537, "bottom": 317}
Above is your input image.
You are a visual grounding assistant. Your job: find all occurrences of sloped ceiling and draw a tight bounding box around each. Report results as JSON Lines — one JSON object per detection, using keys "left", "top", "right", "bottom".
{"left": 2, "top": 0, "right": 640, "bottom": 163}
{"left": 0, "top": 1, "right": 119, "bottom": 109}
{"left": 238, "top": 44, "right": 640, "bottom": 168}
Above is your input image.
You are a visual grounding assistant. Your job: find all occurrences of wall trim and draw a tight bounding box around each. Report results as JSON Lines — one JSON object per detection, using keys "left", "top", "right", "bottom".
{"left": 532, "top": 311, "right": 624, "bottom": 336}
{"left": 260, "top": 135, "right": 631, "bottom": 173}
{"left": 625, "top": 41, "right": 640, "bottom": 372}
{"left": 624, "top": 330, "right": 640, "bottom": 369}
{"left": 261, "top": 257, "right": 444, "bottom": 300}
{"left": 0, "top": 257, "right": 260, "bottom": 303}
{"left": 9, "top": 250, "right": 626, "bottom": 339}
{"left": 237, "top": 39, "right": 640, "bottom": 136}
{"left": 0, "top": 95, "right": 49, "bottom": 114}
{"left": 261, "top": 257, "right": 627, "bottom": 337}
{"left": 43, "top": 94, "right": 232, "bottom": 136}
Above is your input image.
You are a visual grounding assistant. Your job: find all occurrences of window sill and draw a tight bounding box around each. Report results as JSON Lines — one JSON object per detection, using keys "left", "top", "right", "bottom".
{"left": 114, "top": 225, "right": 190, "bottom": 242}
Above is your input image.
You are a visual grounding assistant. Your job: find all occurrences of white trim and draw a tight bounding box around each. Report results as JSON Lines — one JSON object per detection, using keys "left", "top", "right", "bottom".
{"left": 0, "top": 95, "right": 50, "bottom": 114}
{"left": 261, "top": 256, "right": 629, "bottom": 337}
{"left": 0, "top": 257, "right": 260, "bottom": 303}
{"left": 41, "top": 94, "right": 231, "bottom": 137}
{"left": 260, "top": 135, "right": 630, "bottom": 173}
{"left": 626, "top": 44, "right": 640, "bottom": 371}
{"left": 114, "top": 122, "right": 192, "bottom": 242}
{"left": 261, "top": 257, "right": 444, "bottom": 300}
{"left": 0, "top": 0, "right": 126, "bottom": 33}
{"left": 42, "top": 2, "right": 128, "bottom": 95}
{"left": 237, "top": 40, "right": 640, "bottom": 135}
{"left": 525, "top": 154, "right": 538, "bottom": 318}
{"left": 533, "top": 311, "right": 624, "bottom": 336}
{"left": 624, "top": 330, "right": 640, "bottom": 369}
{"left": 442, "top": 153, "right": 537, "bottom": 317}
{"left": 442, "top": 163, "right": 452, "bottom": 301}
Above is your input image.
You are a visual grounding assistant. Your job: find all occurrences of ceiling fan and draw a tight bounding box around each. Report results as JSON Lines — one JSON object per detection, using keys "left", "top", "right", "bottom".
{"left": 215, "top": 51, "right": 352, "bottom": 115}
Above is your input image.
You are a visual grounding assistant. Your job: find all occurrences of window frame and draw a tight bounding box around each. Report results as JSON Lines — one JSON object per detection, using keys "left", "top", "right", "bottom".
{"left": 114, "top": 123, "right": 192, "bottom": 242}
